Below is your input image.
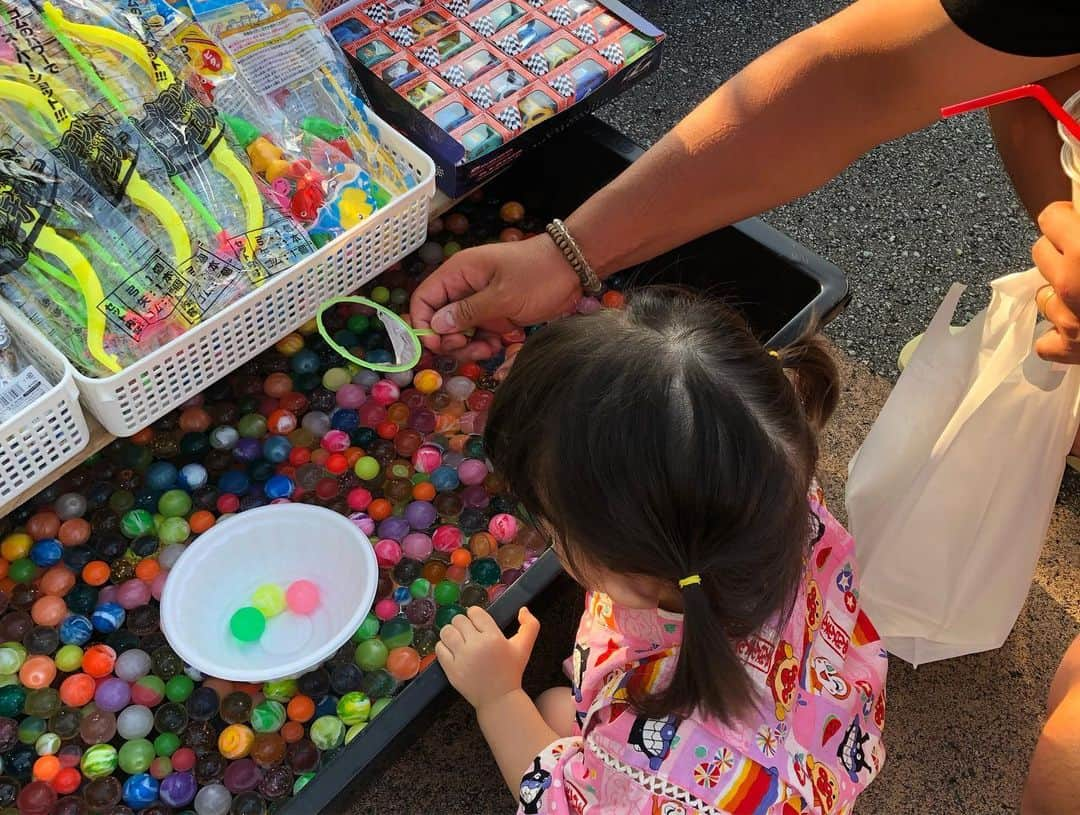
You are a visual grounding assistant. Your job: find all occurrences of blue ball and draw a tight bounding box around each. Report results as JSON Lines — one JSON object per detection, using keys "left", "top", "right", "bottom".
{"left": 290, "top": 348, "right": 321, "bottom": 374}
{"left": 392, "top": 586, "right": 412, "bottom": 605}
{"left": 330, "top": 410, "right": 359, "bottom": 431}
{"left": 92, "top": 602, "right": 126, "bottom": 634}
{"left": 133, "top": 490, "right": 162, "bottom": 512}
{"left": 217, "top": 470, "right": 250, "bottom": 496}
{"left": 263, "top": 475, "right": 295, "bottom": 500}
{"left": 177, "top": 463, "right": 208, "bottom": 491}
{"left": 59, "top": 614, "right": 93, "bottom": 646}
{"left": 29, "top": 539, "right": 62, "bottom": 567}
{"left": 123, "top": 773, "right": 160, "bottom": 809}
{"left": 262, "top": 436, "right": 292, "bottom": 464}
{"left": 145, "top": 461, "right": 178, "bottom": 492}
{"left": 315, "top": 695, "right": 339, "bottom": 718}
{"left": 430, "top": 466, "right": 460, "bottom": 492}
{"left": 366, "top": 349, "right": 393, "bottom": 365}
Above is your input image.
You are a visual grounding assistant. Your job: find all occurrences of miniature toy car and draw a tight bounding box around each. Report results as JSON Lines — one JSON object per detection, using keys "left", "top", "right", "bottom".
{"left": 433, "top": 101, "right": 474, "bottom": 132}
{"left": 331, "top": 18, "right": 371, "bottom": 46}
{"left": 567, "top": 58, "right": 606, "bottom": 100}
{"left": 518, "top": 89, "right": 557, "bottom": 128}
{"left": 406, "top": 80, "right": 448, "bottom": 110}
{"left": 488, "top": 68, "right": 528, "bottom": 101}
{"left": 381, "top": 58, "right": 422, "bottom": 88}
{"left": 357, "top": 38, "right": 395, "bottom": 67}
{"left": 459, "top": 123, "right": 503, "bottom": 159}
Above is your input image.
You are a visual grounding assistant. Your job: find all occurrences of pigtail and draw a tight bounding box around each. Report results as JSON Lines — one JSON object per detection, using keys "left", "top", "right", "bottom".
{"left": 775, "top": 335, "right": 839, "bottom": 432}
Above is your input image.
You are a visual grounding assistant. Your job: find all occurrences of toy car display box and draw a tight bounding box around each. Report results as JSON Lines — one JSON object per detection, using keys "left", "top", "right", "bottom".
{"left": 321, "top": 0, "right": 664, "bottom": 194}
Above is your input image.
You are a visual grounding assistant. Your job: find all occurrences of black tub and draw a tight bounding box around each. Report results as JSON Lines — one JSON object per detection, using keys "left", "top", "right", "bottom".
{"left": 279, "top": 115, "right": 848, "bottom": 814}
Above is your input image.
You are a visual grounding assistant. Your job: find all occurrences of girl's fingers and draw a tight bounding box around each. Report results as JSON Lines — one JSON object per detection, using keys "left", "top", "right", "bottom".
{"left": 467, "top": 604, "right": 499, "bottom": 633}
{"left": 452, "top": 612, "right": 480, "bottom": 635}
{"left": 435, "top": 642, "right": 453, "bottom": 664}
{"left": 439, "top": 624, "right": 464, "bottom": 651}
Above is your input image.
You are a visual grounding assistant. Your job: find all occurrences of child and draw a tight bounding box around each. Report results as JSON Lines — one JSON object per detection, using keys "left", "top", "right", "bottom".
{"left": 435, "top": 288, "right": 887, "bottom": 815}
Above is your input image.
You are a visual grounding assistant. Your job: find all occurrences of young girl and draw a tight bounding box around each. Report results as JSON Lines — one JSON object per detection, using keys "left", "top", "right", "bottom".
{"left": 435, "top": 288, "right": 887, "bottom": 815}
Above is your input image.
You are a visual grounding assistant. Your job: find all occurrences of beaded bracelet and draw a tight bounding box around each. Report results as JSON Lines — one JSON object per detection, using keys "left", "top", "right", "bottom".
{"left": 546, "top": 219, "right": 602, "bottom": 297}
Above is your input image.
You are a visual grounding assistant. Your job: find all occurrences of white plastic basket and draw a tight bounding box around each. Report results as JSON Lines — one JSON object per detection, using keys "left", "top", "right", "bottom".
{"left": 0, "top": 301, "right": 90, "bottom": 505}
{"left": 61, "top": 111, "right": 434, "bottom": 437}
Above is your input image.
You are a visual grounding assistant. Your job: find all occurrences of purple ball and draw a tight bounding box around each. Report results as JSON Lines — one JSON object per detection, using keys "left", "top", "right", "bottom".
{"left": 349, "top": 513, "right": 376, "bottom": 536}
{"left": 233, "top": 438, "right": 261, "bottom": 462}
{"left": 409, "top": 409, "right": 437, "bottom": 434}
{"left": 376, "top": 516, "right": 410, "bottom": 542}
{"left": 405, "top": 597, "right": 435, "bottom": 626}
{"left": 457, "top": 458, "right": 488, "bottom": 485}
{"left": 94, "top": 678, "right": 131, "bottom": 713}
{"left": 404, "top": 500, "right": 437, "bottom": 530}
{"left": 159, "top": 772, "right": 197, "bottom": 807}
{"left": 401, "top": 532, "right": 433, "bottom": 561}
{"left": 335, "top": 384, "right": 366, "bottom": 409}
{"left": 116, "top": 579, "right": 152, "bottom": 611}
{"left": 223, "top": 759, "right": 262, "bottom": 793}
{"left": 97, "top": 585, "right": 119, "bottom": 606}
{"left": 460, "top": 485, "right": 489, "bottom": 509}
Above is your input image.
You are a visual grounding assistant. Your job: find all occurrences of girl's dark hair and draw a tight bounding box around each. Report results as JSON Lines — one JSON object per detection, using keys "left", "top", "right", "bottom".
{"left": 485, "top": 287, "right": 838, "bottom": 723}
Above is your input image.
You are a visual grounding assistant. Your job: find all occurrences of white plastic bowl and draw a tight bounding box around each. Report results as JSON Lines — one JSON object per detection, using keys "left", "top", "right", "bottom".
{"left": 160, "top": 505, "right": 377, "bottom": 682}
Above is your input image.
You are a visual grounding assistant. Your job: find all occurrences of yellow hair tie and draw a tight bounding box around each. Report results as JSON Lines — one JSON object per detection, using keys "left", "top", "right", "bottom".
{"left": 767, "top": 350, "right": 780, "bottom": 358}
{"left": 678, "top": 575, "right": 702, "bottom": 589}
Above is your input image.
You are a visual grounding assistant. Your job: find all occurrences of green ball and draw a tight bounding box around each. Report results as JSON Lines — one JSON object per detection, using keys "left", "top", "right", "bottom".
{"left": 158, "top": 489, "right": 193, "bottom": 518}
{"left": 262, "top": 679, "right": 297, "bottom": 703}
{"left": 293, "top": 772, "right": 316, "bottom": 795}
{"left": 230, "top": 607, "right": 266, "bottom": 642}
{"left": 237, "top": 413, "right": 268, "bottom": 439}
{"left": 409, "top": 578, "right": 431, "bottom": 599}
{"left": 360, "top": 669, "right": 395, "bottom": 699}
{"left": 443, "top": 241, "right": 461, "bottom": 257}
{"left": 435, "top": 604, "right": 465, "bottom": 628}
{"left": 322, "top": 368, "right": 351, "bottom": 391}
{"left": 0, "top": 643, "right": 26, "bottom": 675}
{"left": 370, "top": 697, "right": 392, "bottom": 718}
{"left": 121, "top": 509, "right": 155, "bottom": 539}
{"left": 346, "top": 314, "right": 370, "bottom": 334}
{"left": 55, "top": 645, "right": 83, "bottom": 673}
{"left": 154, "top": 731, "right": 180, "bottom": 757}
{"left": 379, "top": 618, "right": 413, "bottom": 650}
{"left": 118, "top": 738, "right": 155, "bottom": 774}
{"left": 81, "top": 743, "right": 118, "bottom": 779}
{"left": 353, "top": 639, "right": 388, "bottom": 672}
{"left": 469, "top": 557, "right": 501, "bottom": 586}
{"left": 353, "top": 456, "right": 380, "bottom": 481}
{"left": 250, "top": 700, "right": 286, "bottom": 733}
{"left": 109, "top": 490, "right": 135, "bottom": 513}
{"left": 370, "top": 285, "right": 391, "bottom": 304}
{"left": 0, "top": 685, "right": 25, "bottom": 717}
{"left": 433, "top": 579, "right": 460, "bottom": 606}
{"left": 309, "top": 715, "right": 345, "bottom": 750}
{"left": 344, "top": 722, "right": 367, "bottom": 743}
{"left": 34, "top": 732, "right": 60, "bottom": 756}
{"left": 17, "top": 717, "right": 45, "bottom": 745}
{"left": 158, "top": 517, "right": 190, "bottom": 545}
{"left": 165, "top": 675, "right": 195, "bottom": 703}
{"left": 252, "top": 585, "right": 286, "bottom": 618}
{"left": 352, "top": 613, "right": 381, "bottom": 643}
{"left": 8, "top": 559, "right": 36, "bottom": 584}
{"left": 336, "top": 691, "right": 371, "bottom": 726}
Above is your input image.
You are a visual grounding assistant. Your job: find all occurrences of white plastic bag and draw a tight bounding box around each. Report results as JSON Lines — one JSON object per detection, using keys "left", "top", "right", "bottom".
{"left": 846, "top": 267, "right": 1080, "bottom": 666}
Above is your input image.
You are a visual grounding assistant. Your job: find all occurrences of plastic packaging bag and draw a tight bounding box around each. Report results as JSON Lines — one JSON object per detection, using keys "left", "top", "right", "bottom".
{"left": 846, "top": 267, "right": 1080, "bottom": 665}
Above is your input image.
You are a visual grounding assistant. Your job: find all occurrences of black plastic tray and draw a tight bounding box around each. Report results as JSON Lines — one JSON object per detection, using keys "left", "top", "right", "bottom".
{"left": 279, "top": 116, "right": 849, "bottom": 814}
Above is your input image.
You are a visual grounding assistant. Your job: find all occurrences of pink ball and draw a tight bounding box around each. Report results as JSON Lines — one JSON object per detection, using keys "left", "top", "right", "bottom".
{"left": 411, "top": 445, "right": 442, "bottom": 474}
{"left": 374, "top": 598, "right": 399, "bottom": 621}
{"left": 321, "top": 430, "right": 350, "bottom": 453}
{"left": 432, "top": 525, "right": 463, "bottom": 553}
{"left": 336, "top": 384, "right": 367, "bottom": 409}
{"left": 286, "top": 580, "right": 321, "bottom": 615}
{"left": 349, "top": 513, "right": 376, "bottom": 536}
{"left": 488, "top": 513, "right": 518, "bottom": 543}
{"left": 370, "top": 380, "right": 400, "bottom": 406}
{"left": 374, "top": 539, "right": 402, "bottom": 568}
{"left": 151, "top": 571, "right": 168, "bottom": 600}
{"left": 116, "top": 579, "right": 152, "bottom": 610}
{"left": 358, "top": 402, "right": 387, "bottom": 427}
{"left": 347, "top": 488, "right": 373, "bottom": 512}
{"left": 457, "top": 458, "right": 488, "bottom": 486}
{"left": 98, "top": 585, "right": 119, "bottom": 606}
{"left": 401, "top": 532, "right": 433, "bottom": 561}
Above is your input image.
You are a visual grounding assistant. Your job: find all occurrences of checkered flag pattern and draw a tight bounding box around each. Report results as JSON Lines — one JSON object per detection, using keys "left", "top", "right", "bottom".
{"left": 494, "top": 105, "right": 522, "bottom": 130}
{"left": 388, "top": 25, "right": 417, "bottom": 45}
{"left": 416, "top": 45, "right": 441, "bottom": 66}
{"left": 496, "top": 34, "right": 524, "bottom": 55}
{"left": 442, "top": 64, "right": 468, "bottom": 87}
{"left": 522, "top": 53, "right": 550, "bottom": 75}
{"left": 445, "top": 0, "right": 469, "bottom": 15}
{"left": 549, "top": 75, "right": 574, "bottom": 97}
{"left": 467, "top": 86, "right": 494, "bottom": 108}
{"left": 472, "top": 15, "right": 496, "bottom": 36}
{"left": 365, "top": 3, "right": 390, "bottom": 23}
{"left": 572, "top": 23, "right": 597, "bottom": 44}
{"left": 549, "top": 6, "right": 572, "bottom": 25}
{"left": 599, "top": 42, "right": 623, "bottom": 64}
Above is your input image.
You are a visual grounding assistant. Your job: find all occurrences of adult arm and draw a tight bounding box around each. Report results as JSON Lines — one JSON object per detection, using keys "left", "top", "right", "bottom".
{"left": 411, "top": 0, "right": 1080, "bottom": 354}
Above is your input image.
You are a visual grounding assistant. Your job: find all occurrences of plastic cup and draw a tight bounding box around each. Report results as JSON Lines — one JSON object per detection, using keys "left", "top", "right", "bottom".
{"left": 159, "top": 505, "right": 377, "bottom": 682}
{"left": 1058, "top": 90, "right": 1080, "bottom": 212}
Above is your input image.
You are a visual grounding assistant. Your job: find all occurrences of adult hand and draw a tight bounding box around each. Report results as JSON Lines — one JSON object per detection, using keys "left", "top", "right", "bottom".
{"left": 1033, "top": 202, "right": 1080, "bottom": 363}
{"left": 409, "top": 234, "right": 581, "bottom": 360}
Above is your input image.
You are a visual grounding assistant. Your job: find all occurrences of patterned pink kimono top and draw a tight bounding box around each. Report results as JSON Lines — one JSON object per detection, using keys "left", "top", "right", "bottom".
{"left": 516, "top": 492, "right": 887, "bottom": 815}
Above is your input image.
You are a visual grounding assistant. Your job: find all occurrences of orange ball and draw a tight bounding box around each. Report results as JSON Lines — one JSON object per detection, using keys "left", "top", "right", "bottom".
{"left": 386, "top": 403, "right": 410, "bottom": 424}
{"left": 20, "top": 655, "right": 57, "bottom": 689}
{"left": 57, "top": 518, "right": 90, "bottom": 547}
{"left": 419, "top": 653, "right": 437, "bottom": 672}
{"left": 52, "top": 767, "right": 81, "bottom": 794}
{"left": 59, "top": 673, "right": 95, "bottom": 707}
{"left": 280, "top": 721, "right": 304, "bottom": 743}
{"left": 0, "top": 578, "right": 14, "bottom": 595}
{"left": 33, "top": 755, "right": 60, "bottom": 782}
{"left": 412, "top": 482, "right": 436, "bottom": 501}
{"left": 25, "top": 512, "right": 60, "bottom": 541}
{"left": 450, "top": 548, "right": 472, "bottom": 568}
{"left": 446, "top": 564, "right": 467, "bottom": 583}
{"left": 601, "top": 290, "right": 626, "bottom": 309}
{"left": 310, "top": 449, "right": 329, "bottom": 467}
{"left": 188, "top": 511, "right": 216, "bottom": 535}
{"left": 39, "top": 566, "right": 75, "bottom": 597}
{"left": 130, "top": 427, "right": 154, "bottom": 446}
{"left": 82, "top": 561, "right": 110, "bottom": 587}
{"left": 219, "top": 724, "right": 255, "bottom": 759}
{"left": 286, "top": 694, "right": 315, "bottom": 723}
{"left": 468, "top": 532, "right": 496, "bottom": 559}
{"left": 386, "top": 646, "right": 420, "bottom": 681}
{"left": 31, "top": 595, "right": 68, "bottom": 627}
{"left": 264, "top": 372, "right": 294, "bottom": 398}
{"left": 368, "top": 499, "right": 392, "bottom": 522}
{"left": 134, "top": 559, "right": 161, "bottom": 582}
{"left": 82, "top": 644, "right": 117, "bottom": 678}
{"left": 178, "top": 407, "right": 212, "bottom": 433}
{"left": 499, "top": 201, "right": 525, "bottom": 222}
{"left": 0, "top": 561, "right": 11, "bottom": 583}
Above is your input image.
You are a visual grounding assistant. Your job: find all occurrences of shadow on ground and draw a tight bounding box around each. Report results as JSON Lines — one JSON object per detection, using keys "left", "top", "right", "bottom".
{"left": 335, "top": 349, "right": 1080, "bottom": 814}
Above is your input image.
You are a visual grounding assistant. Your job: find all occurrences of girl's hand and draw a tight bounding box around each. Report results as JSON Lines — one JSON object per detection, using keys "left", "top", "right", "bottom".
{"left": 437, "top": 605, "right": 540, "bottom": 710}
{"left": 1033, "top": 202, "right": 1080, "bottom": 363}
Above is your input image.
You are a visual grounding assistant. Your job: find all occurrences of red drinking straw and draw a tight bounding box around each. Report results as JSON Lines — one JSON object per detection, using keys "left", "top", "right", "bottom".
{"left": 942, "top": 84, "right": 1080, "bottom": 142}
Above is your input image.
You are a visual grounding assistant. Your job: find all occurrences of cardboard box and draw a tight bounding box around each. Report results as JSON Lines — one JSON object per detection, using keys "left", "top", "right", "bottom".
{"left": 343, "top": 0, "right": 664, "bottom": 194}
